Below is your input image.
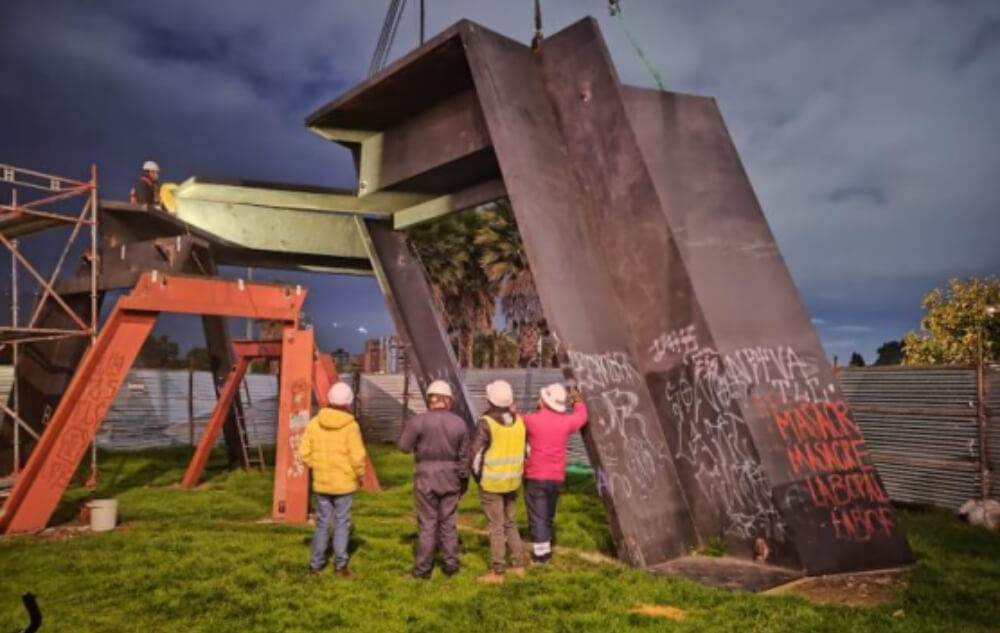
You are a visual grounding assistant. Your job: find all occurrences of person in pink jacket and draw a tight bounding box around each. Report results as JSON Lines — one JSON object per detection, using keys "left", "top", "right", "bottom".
{"left": 522, "top": 382, "right": 588, "bottom": 563}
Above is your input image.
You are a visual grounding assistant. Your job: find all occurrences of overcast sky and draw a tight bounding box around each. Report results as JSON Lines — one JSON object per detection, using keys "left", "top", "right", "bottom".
{"left": 1, "top": 0, "right": 998, "bottom": 361}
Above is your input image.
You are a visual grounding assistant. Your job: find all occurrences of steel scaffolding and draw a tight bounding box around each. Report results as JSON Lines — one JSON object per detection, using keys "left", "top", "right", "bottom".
{"left": 0, "top": 162, "right": 98, "bottom": 478}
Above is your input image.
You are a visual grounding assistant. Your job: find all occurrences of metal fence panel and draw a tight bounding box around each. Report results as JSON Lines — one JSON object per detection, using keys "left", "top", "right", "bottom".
{"left": 2, "top": 364, "right": 997, "bottom": 509}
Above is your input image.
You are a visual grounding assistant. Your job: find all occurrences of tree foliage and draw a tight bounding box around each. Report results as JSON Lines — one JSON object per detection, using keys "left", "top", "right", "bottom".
{"left": 407, "top": 200, "right": 550, "bottom": 368}
{"left": 137, "top": 335, "right": 181, "bottom": 368}
{"left": 903, "top": 276, "right": 1000, "bottom": 365}
{"left": 874, "top": 340, "right": 905, "bottom": 366}
{"left": 407, "top": 210, "right": 495, "bottom": 367}
{"left": 475, "top": 201, "right": 545, "bottom": 367}
{"left": 848, "top": 352, "right": 866, "bottom": 367}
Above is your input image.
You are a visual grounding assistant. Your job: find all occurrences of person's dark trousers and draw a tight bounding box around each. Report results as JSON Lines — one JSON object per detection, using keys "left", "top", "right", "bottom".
{"left": 525, "top": 479, "right": 561, "bottom": 562}
{"left": 413, "top": 485, "right": 462, "bottom": 578}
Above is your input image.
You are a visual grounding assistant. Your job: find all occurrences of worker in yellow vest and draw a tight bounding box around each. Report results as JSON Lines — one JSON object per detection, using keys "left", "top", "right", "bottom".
{"left": 470, "top": 379, "right": 527, "bottom": 584}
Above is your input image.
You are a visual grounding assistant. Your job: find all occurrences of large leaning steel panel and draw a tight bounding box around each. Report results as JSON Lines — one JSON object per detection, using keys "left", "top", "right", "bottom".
{"left": 620, "top": 85, "right": 911, "bottom": 571}
{"left": 460, "top": 24, "right": 697, "bottom": 564}
{"left": 309, "top": 17, "right": 911, "bottom": 574}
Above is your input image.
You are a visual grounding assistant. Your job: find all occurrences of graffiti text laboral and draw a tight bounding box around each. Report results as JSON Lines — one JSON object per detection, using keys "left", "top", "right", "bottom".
{"left": 651, "top": 325, "right": 895, "bottom": 544}
{"left": 567, "top": 350, "right": 667, "bottom": 503}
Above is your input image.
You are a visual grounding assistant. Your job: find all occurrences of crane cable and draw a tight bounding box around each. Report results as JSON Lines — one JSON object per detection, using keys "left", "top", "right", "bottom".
{"left": 531, "top": 0, "right": 544, "bottom": 51}
{"left": 369, "top": 0, "right": 409, "bottom": 77}
{"left": 608, "top": 0, "right": 666, "bottom": 91}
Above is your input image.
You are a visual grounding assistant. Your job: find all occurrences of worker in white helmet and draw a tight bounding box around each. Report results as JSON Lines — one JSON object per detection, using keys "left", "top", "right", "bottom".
{"left": 299, "top": 381, "right": 367, "bottom": 577}
{"left": 470, "top": 379, "right": 527, "bottom": 583}
{"left": 131, "top": 160, "right": 162, "bottom": 210}
{"left": 523, "top": 382, "right": 588, "bottom": 564}
{"left": 397, "top": 378, "right": 471, "bottom": 579}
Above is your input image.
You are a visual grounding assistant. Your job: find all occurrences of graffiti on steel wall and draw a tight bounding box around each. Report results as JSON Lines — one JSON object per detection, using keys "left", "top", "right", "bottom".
{"left": 647, "top": 326, "right": 786, "bottom": 541}
{"left": 286, "top": 377, "right": 310, "bottom": 479}
{"left": 649, "top": 324, "right": 898, "bottom": 544}
{"left": 568, "top": 350, "right": 669, "bottom": 503}
{"left": 755, "top": 396, "right": 897, "bottom": 543}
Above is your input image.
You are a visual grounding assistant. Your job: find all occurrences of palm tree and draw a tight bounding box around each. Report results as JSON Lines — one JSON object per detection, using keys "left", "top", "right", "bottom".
{"left": 475, "top": 201, "right": 545, "bottom": 367}
{"left": 407, "top": 211, "right": 495, "bottom": 367}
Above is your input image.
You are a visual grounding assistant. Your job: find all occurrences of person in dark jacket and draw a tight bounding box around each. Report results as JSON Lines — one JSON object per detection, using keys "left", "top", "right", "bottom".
{"left": 131, "top": 160, "right": 161, "bottom": 209}
{"left": 470, "top": 379, "right": 527, "bottom": 584}
{"left": 397, "top": 379, "right": 471, "bottom": 579}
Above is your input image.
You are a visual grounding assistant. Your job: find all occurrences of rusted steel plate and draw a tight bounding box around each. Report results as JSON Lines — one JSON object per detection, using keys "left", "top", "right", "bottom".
{"left": 622, "top": 84, "right": 912, "bottom": 572}
{"left": 536, "top": 20, "right": 793, "bottom": 565}
{"left": 463, "top": 22, "right": 698, "bottom": 566}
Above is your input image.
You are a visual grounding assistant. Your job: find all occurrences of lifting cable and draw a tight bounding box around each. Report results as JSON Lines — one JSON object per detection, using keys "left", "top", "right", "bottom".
{"left": 531, "top": 0, "right": 544, "bottom": 51}
{"left": 369, "top": 0, "right": 409, "bottom": 77}
{"left": 608, "top": 1, "right": 667, "bottom": 91}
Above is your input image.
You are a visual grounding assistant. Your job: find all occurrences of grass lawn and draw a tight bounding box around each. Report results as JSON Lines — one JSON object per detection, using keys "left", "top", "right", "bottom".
{"left": 1, "top": 445, "right": 998, "bottom": 632}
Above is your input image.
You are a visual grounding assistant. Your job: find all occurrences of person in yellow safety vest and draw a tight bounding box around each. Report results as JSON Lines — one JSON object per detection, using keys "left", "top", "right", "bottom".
{"left": 469, "top": 379, "right": 527, "bottom": 584}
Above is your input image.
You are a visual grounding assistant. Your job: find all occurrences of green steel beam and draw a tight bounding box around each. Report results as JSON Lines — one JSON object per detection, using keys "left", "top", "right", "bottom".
{"left": 176, "top": 178, "right": 428, "bottom": 214}
{"left": 393, "top": 179, "right": 507, "bottom": 230}
{"left": 173, "top": 197, "right": 370, "bottom": 260}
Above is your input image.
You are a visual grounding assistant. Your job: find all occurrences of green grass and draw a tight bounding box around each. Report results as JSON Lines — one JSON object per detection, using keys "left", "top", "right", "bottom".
{"left": 1, "top": 446, "right": 998, "bottom": 632}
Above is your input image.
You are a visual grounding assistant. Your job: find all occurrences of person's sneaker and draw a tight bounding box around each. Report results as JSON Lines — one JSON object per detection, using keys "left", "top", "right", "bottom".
{"left": 335, "top": 567, "right": 352, "bottom": 578}
{"left": 530, "top": 555, "right": 552, "bottom": 566}
{"left": 509, "top": 566, "right": 526, "bottom": 578}
{"left": 442, "top": 567, "right": 460, "bottom": 578}
{"left": 409, "top": 571, "right": 431, "bottom": 580}
{"left": 308, "top": 568, "right": 323, "bottom": 577}
{"left": 477, "top": 571, "right": 505, "bottom": 584}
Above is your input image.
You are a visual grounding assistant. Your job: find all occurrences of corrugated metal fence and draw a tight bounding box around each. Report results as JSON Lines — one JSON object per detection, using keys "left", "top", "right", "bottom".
{"left": 838, "top": 365, "right": 999, "bottom": 510}
{"left": 1, "top": 364, "right": 997, "bottom": 510}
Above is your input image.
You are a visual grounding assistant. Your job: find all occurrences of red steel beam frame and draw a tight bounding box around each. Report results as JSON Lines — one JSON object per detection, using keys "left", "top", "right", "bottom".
{"left": 0, "top": 273, "right": 305, "bottom": 535}
{"left": 210, "top": 341, "right": 381, "bottom": 492}
{"left": 180, "top": 339, "right": 283, "bottom": 489}
{"left": 180, "top": 356, "right": 251, "bottom": 488}
{"left": 272, "top": 327, "right": 313, "bottom": 523}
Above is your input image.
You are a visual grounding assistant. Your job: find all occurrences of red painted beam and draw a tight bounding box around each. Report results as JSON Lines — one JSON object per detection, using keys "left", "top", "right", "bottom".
{"left": 0, "top": 308, "right": 156, "bottom": 534}
{"left": 121, "top": 273, "right": 305, "bottom": 322}
{"left": 272, "top": 327, "right": 313, "bottom": 523}
{"left": 181, "top": 356, "right": 251, "bottom": 488}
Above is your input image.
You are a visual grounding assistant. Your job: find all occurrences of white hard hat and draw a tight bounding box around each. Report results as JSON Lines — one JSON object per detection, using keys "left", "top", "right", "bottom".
{"left": 328, "top": 382, "right": 354, "bottom": 407}
{"left": 143, "top": 160, "right": 160, "bottom": 172}
{"left": 540, "top": 383, "right": 568, "bottom": 413}
{"left": 427, "top": 380, "right": 453, "bottom": 399}
{"left": 486, "top": 380, "right": 514, "bottom": 408}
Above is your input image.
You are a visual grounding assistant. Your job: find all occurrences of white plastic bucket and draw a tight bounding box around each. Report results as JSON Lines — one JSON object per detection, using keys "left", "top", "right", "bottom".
{"left": 88, "top": 499, "right": 118, "bottom": 532}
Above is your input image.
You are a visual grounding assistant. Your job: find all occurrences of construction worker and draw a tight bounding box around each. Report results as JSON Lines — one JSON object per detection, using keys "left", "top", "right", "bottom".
{"left": 131, "top": 160, "right": 162, "bottom": 210}
{"left": 397, "top": 379, "right": 471, "bottom": 579}
{"left": 470, "top": 380, "right": 527, "bottom": 583}
{"left": 523, "top": 383, "right": 588, "bottom": 564}
{"left": 299, "top": 382, "right": 367, "bottom": 577}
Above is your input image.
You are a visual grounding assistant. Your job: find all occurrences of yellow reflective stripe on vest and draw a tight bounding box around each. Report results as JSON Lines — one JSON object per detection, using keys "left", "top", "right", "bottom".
{"left": 481, "top": 415, "right": 526, "bottom": 493}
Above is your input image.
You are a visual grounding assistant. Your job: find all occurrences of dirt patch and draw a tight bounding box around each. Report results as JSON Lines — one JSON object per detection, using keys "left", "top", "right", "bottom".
{"left": 767, "top": 569, "right": 908, "bottom": 607}
{"left": 631, "top": 604, "right": 688, "bottom": 620}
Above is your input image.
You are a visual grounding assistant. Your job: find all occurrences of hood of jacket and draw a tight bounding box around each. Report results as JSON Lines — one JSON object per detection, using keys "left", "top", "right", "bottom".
{"left": 315, "top": 407, "right": 356, "bottom": 430}
{"left": 484, "top": 406, "right": 517, "bottom": 426}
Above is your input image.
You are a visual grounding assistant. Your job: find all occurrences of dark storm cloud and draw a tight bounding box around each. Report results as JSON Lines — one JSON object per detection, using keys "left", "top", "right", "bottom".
{"left": 1, "top": 0, "right": 997, "bottom": 357}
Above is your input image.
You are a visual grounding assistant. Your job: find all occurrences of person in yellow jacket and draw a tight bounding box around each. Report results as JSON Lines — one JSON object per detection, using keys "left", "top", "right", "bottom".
{"left": 299, "top": 382, "right": 366, "bottom": 577}
{"left": 469, "top": 380, "right": 527, "bottom": 584}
